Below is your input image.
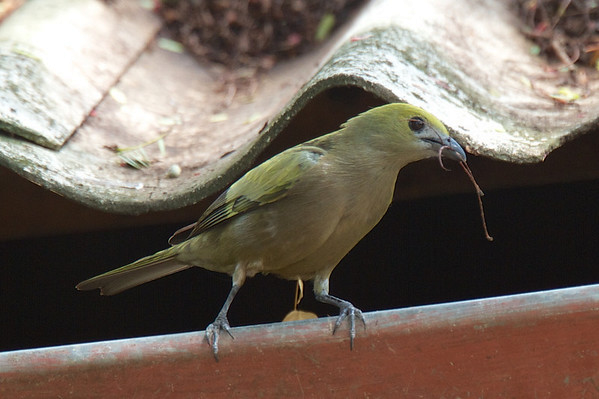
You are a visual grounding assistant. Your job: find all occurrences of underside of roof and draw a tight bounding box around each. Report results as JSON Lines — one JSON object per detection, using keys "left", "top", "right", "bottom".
{"left": 0, "top": 0, "right": 597, "bottom": 214}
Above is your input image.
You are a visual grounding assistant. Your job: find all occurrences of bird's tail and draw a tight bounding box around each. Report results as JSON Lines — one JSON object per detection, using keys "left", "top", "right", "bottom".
{"left": 76, "top": 246, "right": 191, "bottom": 295}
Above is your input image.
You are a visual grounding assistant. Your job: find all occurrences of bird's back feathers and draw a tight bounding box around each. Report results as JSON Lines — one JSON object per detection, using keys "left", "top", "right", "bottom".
{"left": 169, "top": 145, "right": 326, "bottom": 245}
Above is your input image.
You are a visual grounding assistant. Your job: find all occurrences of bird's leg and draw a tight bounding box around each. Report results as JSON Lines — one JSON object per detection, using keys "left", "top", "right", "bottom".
{"left": 313, "top": 275, "right": 366, "bottom": 350}
{"left": 205, "top": 265, "right": 246, "bottom": 361}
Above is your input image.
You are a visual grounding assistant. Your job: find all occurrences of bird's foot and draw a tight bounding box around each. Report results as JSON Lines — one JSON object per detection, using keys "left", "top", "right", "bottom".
{"left": 314, "top": 290, "right": 366, "bottom": 349}
{"left": 332, "top": 300, "right": 366, "bottom": 350}
{"left": 205, "top": 315, "right": 234, "bottom": 361}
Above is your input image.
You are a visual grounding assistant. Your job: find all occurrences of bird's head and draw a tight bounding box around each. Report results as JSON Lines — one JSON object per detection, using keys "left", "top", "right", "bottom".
{"left": 342, "top": 103, "right": 466, "bottom": 167}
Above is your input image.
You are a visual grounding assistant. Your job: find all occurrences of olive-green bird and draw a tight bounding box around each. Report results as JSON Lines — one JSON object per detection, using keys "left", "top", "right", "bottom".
{"left": 77, "top": 103, "right": 466, "bottom": 359}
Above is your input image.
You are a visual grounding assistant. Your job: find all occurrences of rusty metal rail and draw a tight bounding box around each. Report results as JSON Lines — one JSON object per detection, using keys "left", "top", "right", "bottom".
{"left": 2, "top": 284, "right": 599, "bottom": 397}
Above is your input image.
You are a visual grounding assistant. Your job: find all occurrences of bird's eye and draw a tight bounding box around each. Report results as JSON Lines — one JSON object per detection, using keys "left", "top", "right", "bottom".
{"left": 408, "top": 117, "right": 426, "bottom": 132}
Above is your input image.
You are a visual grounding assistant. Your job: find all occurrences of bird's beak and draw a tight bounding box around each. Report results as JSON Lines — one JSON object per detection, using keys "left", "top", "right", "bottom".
{"left": 442, "top": 136, "right": 467, "bottom": 162}
{"left": 424, "top": 135, "right": 467, "bottom": 163}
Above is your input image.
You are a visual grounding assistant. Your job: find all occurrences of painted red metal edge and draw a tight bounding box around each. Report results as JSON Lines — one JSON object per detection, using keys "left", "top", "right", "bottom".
{"left": 2, "top": 284, "right": 599, "bottom": 397}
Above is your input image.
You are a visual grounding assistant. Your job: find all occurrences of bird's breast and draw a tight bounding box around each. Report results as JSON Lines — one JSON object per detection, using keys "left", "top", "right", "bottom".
{"left": 269, "top": 167, "right": 399, "bottom": 280}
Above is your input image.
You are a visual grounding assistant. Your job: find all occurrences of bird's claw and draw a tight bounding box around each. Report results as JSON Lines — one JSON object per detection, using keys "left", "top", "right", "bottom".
{"left": 332, "top": 302, "right": 366, "bottom": 350}
{"left": 205, "top": 315, "right": 234, "bottom": 361}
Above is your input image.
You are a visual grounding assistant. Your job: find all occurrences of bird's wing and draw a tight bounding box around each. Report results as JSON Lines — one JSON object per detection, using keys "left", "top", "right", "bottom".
{"left": 169, "top": 145, "right": 327, "bottom": 244}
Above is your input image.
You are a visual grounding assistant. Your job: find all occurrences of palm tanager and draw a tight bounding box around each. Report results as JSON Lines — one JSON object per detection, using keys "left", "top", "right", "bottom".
{"left": 77, "top": 103, "right": 467, "bottom": 359}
